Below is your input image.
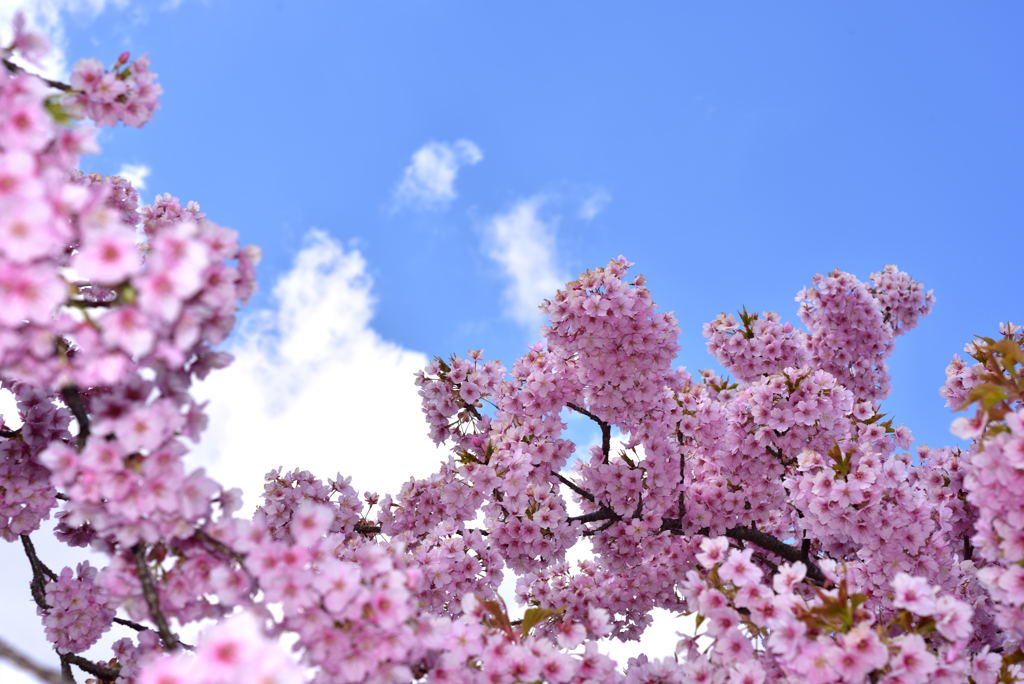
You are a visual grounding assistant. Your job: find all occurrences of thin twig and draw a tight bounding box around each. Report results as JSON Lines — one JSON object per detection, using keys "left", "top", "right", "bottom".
{"left": 131, "top": 544, "right": 180, "bottom": 651}
{"left": 550, "top": 470, "right": 596, "bottom": 502}
{"left": 58, "top": 655, "right": 75, "bottom": 683}
{"left": 21, "top": 535, "right": 126, "bottom": 679}
{"left": 2, "top": 57, "right": 74, "bottom": 92}
{"left": 676, "top": 430, "right": 686, "bottom": 522}
{"left": 567, "top": 402, "right": 611, "bottom": 463}
{"left": 113, "top": 616, "right": 149, "bottom": 632}
{"left": 21, "top": 534, "right": 57, "bottom": 610}
{"left": 567, "top": 506, "right": 617, "bottom": 525}
{"left": 59, "top": 386, "right": 90, "bottom": 451}
{"left": 721, "top": 525, "right": 828, "bottom": 586}
{"left": 62, "top": 654, "right": 118, "bottom": 682}
{"left": 0, "top": 636, "right": 66, "bottom": 684}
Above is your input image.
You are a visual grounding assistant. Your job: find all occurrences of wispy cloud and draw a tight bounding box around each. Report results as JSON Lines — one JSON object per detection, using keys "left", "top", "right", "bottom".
{"left": 392, "top": 139, "right": 483, "bottom": 211}
{"left": 578, "top": 188, "right": 611, "bottom": 221}
{"left": 0, "top": 0, "right": 131, "bottom": 79}
{"left": 483, "top": 197, "right": 566, "bottom": 329}
{"left": 116, "top": 162, "right": 149, "bottom": 190}
{"left": 192, "top": 230, "right": 441, "bottom": 509}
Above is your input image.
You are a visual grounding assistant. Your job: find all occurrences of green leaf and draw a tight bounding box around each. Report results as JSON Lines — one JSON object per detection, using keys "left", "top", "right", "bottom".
{"left": 520, "top": 606, "right": 563, "bottom": 638}
{"left": 967, "top": 383, "right": 1008, "bottom": 410}
{"left": 44, "top": 96, "right": 73, "bottom": 124}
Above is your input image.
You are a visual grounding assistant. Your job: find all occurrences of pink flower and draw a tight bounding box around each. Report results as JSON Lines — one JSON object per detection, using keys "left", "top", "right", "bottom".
{"left": 718, "top": 547, "right": 762, "bottom": 588}
{"left": 934, "top": 595, "right": 973, "bottom": 642}
{"left": 290, "top": 501, "right": 333, "bottom": 546}
{"left": 0, "top": 200, "right": 63, "bottom": 261}
{"left": 10, "top": 12, "right": 49, "bottom": 64}
{"left": 996, "top": 565, "right": 1024, "bottom": 604}
{"left": 100, "top": 306, "right": 155, "bottom": 358}
{"left": 892, "top": 573, "right": 937, "bottom": 616}
{"left": 72, "top": 228, "right": 141, "bottom": 284}
{"left": 0, "top": 261, "right": 65, "bottom": 325}
{"left": 841, "top": 623, "right": 889, "bottom": 677}
{"left": 697, "top": 536, "right": 729, "bottom": 568}
{"left": 890, "top": 634, "right": 937, "bottom": 680}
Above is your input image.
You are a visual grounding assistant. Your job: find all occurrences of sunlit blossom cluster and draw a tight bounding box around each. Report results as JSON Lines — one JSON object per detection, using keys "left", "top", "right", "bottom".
{"left": 2, "top": 14, "right": 1024, "bottom": 684}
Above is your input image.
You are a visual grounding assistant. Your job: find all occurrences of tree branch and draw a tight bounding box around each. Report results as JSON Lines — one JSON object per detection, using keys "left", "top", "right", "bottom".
{"left": 0, "top": 636, "right": 66, "bottom": 684}
{"left": 550, "top": 470, "right": 595, "bottom": 503}
{"left": 567, "top": 506, "right": 617, "bottom": 525}
{"left": 560, "top": 505, "right": 829, "bottom": 587}
{"left": 20, "top": 535, "right": 117, "bottom": 680}
{"left": 113, "top": 616, "right": 149, "bottom": 632}
{"left": 59, "top": 655, "right": 74, "bottom": 683}
{"left": 566, "top": 402, "right": 611, "bottom": 463}
{"left": 60, "top": 386, "right": 90, "bottom": 452}
{"left": 62, "top": 654, "right": 118, "bottom": 682}
{"left": 131, "top": 544, "right": 181, "bottom": 651}
{"left": 721, "top": 526, "right": 827, "bottom": 586}
{"left": 2, "top": 57, "right": 74, "bottom": 92}
{"left": 21, "top": 534, "right": 57, "bottom": 609}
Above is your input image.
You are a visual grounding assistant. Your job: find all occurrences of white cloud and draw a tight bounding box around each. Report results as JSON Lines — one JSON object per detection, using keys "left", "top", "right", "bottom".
{"left": 116, "top": 162, "right": 149, "bottom": 190}
{"left": 579, "top": 189, "right": 611, "bottom": 221}
{"left": 191, "top": 229, "right": 441, "bottom": 510}
{"left": 0, "top": 0, "right": 130, "bottom": 79}
{"left": 483, "top": 197, "right": 567, "bottom": 329}
{"left": 392, "top": 139, "right": 483, "bottom": 211}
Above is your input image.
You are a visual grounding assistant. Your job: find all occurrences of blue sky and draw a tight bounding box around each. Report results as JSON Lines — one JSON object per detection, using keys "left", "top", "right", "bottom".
{"left": 2, "top": 1, "right": 1024, "bottom": 675}
{"left": 57, "top": 0, "right": 1023, "bottom": 451}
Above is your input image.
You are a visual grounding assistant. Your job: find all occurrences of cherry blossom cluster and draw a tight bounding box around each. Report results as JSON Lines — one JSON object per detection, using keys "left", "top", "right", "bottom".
{"left": 704, "top": 309, "right": 809, "bottom": 382}
{"left": 868, "top": 264, "right": 935, "bottom": 337}
{"left": 39, "top": 391, "right": 227, "bottom": 547}
{"left": 675, "top": 538, "right": 989, "bottom": 683}
{"left": 941, "top": 352, "right": 984, "bottom": 410}
{"left": 257, "top": 468, "right": 364, "bottom": 542}
{"left": 953, "top": 326, "right": 1024, "bottom": 650}
{"left": 797, "top": 268, "right": 930, "bottom": 401}
{"left": 0, "top": 383, "right": 68, "bottom": 540}
{"left": 41, "top": 561, "right": 115, "bottom": 653}
{"left": 541, "top": 256, "right": 679, "bottom": 429}
{"left": 138, "top": 612, "right": 302, "bottom": 684}
{"left": 6, "top": 17, "right": 1024, "bottom": 684}
{"left": 66, "top": 51, "right": 162, "bottom": 127}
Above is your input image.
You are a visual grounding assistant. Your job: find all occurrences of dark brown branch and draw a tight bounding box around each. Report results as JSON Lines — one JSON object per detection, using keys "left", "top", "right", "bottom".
{"left": 60, "top": 386, "right": 89, "bottom": 451}
{"left": 721, "top": 526, "right": 828, "bottom": 586}
{"left": 567, "top": 402, "right": 611, "bottom": 463}
{"left": 0, "top": 427, "right": 19, "bottom": 438}
{"left": 62, "top": 654, "right": 118, "bottom": 682}
{"left": 68, "top": 297, "right": 118, "bottom": 309}
{"left": 59, "top": 654, "right": 75, "bottom": 682}
{"left": 131, "top": 544, "right": 180, "bottom": 651}
{"left": 113, "top": 616, "right": 149, "bottom": 632}
{"left": 21, "top": 534, "right": 57, "bottom": 610}
{"left": 561, "top": 504, "right": 829, "bottom": 586}
{"left": 677, "top": 433, "right": 686, "bottom": 522}
{"left": 582, "top": 517, "right": 618, "bottom": 537}
{"left": 2, "top": 57, "right": 74, "bottom": 92}
{"left": 20, "top": 535, "right": 115, "bottom": 680}
{"left": 567, "top": 506, "right": 617, "bottom": 525}
{"left": 195, "top": 528, "right": 247, "bottom": 565}
{"left": 550, "top": 470, "right": 595, "bottom": 503}
{"left": 0, "top": 636, "right": 66, "bottom": 684}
